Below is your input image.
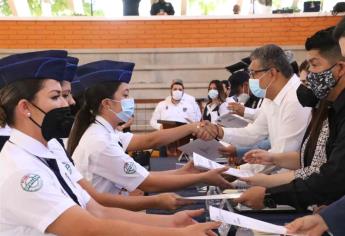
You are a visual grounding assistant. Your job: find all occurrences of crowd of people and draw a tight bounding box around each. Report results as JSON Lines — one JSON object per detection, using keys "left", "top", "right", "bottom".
{"left": 1, "top": 14, "right": 345, "bottom": 236}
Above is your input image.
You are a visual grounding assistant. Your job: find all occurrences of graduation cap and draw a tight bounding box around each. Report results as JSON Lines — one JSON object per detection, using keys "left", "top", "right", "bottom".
{"left": 0, "top": 50, "right": 67, "bottom": 67}
{"left": 0, "top": 57, "right": 67, "bottom": 88}
{"left": 63, "top": 56, "right": 79, "bottom": 82}
{"left": 225, "top": 57, "right": 251, "bottom": 74}
{"left": 77, "top": 60, "right": 135, "bottom": 89}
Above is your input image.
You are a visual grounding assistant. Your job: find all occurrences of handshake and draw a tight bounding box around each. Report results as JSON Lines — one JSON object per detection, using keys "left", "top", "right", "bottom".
{"left": 191, "top": 120, "right": 224, "bottom": 141}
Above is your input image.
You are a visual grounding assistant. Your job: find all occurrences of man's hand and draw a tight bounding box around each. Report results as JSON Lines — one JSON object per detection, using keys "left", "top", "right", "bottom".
{"left": 243, "top": 149, "right": 274, "bottom": 165}
{"left": 234, "top": 186, "right": 266, "bottom": 210}
{"left": 155, "top": 193, "right": 194, "bottom": 210}
{"left": 218, "top": 145, "right": 237, "bottom": 158}
{"left": 227, "top": 102, "right": 245, "bottom": 117}
{"left": 286, "top": 214, "right": 328, "bottom": 236}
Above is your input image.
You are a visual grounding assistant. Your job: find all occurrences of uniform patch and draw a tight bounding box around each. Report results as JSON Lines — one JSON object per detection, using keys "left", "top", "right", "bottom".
{"left": 183, "top": 107, "right": 187, "bottom": 112}
{"left": 20, "top": 174, "right": 43, "bottom": 192}
{"left": 62, "top": 162, "right": 72, "bottom": 175}
{"left": 124, "top": 162, "right": 136, "bottom": 174}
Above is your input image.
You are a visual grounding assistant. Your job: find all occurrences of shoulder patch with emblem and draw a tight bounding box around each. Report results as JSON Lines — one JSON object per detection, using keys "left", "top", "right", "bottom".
{"left": 20, "top": 174, "right": 43, "bottom": 192}
{"left": 124, "top": 162, "right": 137, "bottom": 174}
{"left": 62, "top": 162, "right": 72, "bottom": 175}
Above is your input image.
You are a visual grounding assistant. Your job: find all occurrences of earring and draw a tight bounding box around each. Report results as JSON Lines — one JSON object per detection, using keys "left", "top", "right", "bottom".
{"left": 27, "top": 112, "right": 31, "bottom": 117}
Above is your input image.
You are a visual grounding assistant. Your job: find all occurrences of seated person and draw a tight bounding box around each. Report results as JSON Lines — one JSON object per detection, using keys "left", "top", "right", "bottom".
{"left": 234, "top": 27, "right": 345, "bottom": 212}
{"left": 150, "top": 79, "right": 201, "bottom": 130}
{"left": 150, "top": 0, "right": 175, "bottom": 15}
{"left": 202, "top": 80, "right": 227, "bottom": 123}
{"left": 214, "top": 45, "right": 311, "bottom": 176}
{"left": 69, "top": 60, "right": 232, "bottom": 197}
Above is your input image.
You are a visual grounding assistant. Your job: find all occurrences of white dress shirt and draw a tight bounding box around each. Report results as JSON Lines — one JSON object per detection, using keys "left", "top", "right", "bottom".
{"left": 222, "top": 75, "right": 311, "bottom": 173}
{"left": 0, "top": 129, "right": 90, "bottom": 236}
{"left": 73, "top": 116, "right": 149, "bottom": 195}
{"left": 150, "top": 93, "right": 201, "bottom": 130}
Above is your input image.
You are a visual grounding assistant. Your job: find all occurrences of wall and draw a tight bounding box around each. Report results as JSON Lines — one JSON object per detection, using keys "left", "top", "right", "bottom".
{"left": 0, "top": 14, "right": 340, "bottom": 49}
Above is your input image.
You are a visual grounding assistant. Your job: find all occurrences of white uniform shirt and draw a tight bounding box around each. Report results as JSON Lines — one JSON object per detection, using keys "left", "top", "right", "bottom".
{"left": 0, "top": 125, "right": 11, "bottom": 136}
{"left": 222, "top": 75, "right": 312, "bottom": 173}
{"left": 73, "top": 116, "right": 149, "bottom": 195}
{"left": 0, "top": 129, "right": 90, "bottom": 236}
{"left": 150, "top": 94, "right": 201, "bottom": 130}
{"left": 221, "top": 96, "right": 263, "bottom": 121}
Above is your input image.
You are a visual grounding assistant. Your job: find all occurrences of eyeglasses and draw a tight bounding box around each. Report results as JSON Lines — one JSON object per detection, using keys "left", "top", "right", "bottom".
{"left": 249, "top": 68, "right": 271, "bottom": 79}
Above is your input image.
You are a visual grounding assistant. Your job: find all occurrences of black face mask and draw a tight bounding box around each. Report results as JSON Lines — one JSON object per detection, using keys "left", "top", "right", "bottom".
{"left": 69, "top": 104, "right": 80, "bottom": 117}
{"left": 296, "top": 84, "right": 319, "bottom": 108}
{"left": 29, "top": 104, "right": 75, "bottom": 141}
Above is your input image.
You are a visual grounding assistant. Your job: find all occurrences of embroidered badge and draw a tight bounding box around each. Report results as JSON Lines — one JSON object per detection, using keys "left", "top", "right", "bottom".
{"left": 21, "top": 174, "right": 43, "bottom": 192}
{"left": 124, "top": 162, "right": 137, "bottom": 174}
{"left": 183, "top": 107, "right": 187, "bottom": 112}
{"left": 62, "top": 162, "right": 72, "bottom": 175}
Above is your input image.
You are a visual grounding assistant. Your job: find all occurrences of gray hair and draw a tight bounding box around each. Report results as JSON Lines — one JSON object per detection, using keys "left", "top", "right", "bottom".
{"left": 250, "top": 44, "right": 293, "bottom": 79}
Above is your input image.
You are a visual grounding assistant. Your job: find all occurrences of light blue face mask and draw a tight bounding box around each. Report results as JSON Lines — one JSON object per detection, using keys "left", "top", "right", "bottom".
{"left": 208, "top": 89, "right": 219, "bottom": 99}
{"left": 108, "top": 98, "right": 135, "bottom": 122}
{"left": 249, "top": 79, "right": 265, "bottom": 98}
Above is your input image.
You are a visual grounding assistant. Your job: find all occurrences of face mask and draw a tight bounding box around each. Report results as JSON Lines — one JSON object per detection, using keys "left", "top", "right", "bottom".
{"left": 69, "top": 104, "right": 80, "bottom": 117}
{"left": 307, "top": 65, "right": 337, "bottom": 99}
{"left": 237, "top": 93, "right": 250, "bottom": 104}
{"left": 29, "top": 104, "right": 75, "bottom": 142}
{"left": 208, "top": 89, "right": 219, "bottom": 99}
{"left": 172, "top": 90, "right": 183, "bottom": 101}
{"left": 249, "top": 79, "right": 265, "bottom": 98}
{"left": 108, "top": 98, "right": 135, "bottom": 123}
{"left": 296, "top": 84, "right": 319, "bottom": 107}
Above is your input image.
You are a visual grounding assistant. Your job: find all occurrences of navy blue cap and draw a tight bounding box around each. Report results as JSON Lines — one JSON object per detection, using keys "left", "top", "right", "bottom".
{"left": 0, "top": 50, "right": 67, "bottom": 67}
{"left": 63, "top": 56, "right": 79, "bottom": 82}
{"left": 0, "top": 57, "right": 67, "bottom": 88}
{"left": 71, "top": 79, "right": 84, "bottom": 96}
{"left": 77, "top": 60, "right": 135, "bottom": 88}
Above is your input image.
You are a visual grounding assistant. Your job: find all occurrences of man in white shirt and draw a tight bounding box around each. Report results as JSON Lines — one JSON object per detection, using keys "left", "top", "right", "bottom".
{"left": 216, "top": 44, "right": 312, "bottom": 174}
{"left": 150, "top": 79, "right": 201, "bottom": 130}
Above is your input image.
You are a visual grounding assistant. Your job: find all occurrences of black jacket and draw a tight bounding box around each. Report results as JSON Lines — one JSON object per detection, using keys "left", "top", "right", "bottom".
{"left": 267, "top": 90, "right": 345, "bottom": 210}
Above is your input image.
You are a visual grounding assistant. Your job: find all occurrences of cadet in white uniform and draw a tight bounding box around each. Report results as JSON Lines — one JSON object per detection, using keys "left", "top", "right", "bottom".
{"left": 150, "top": 79, "right": 201, "bottom": 129}
{"left": 69, "top": 60, "right": 232, "bottom": 196}
{"left": 0, "top": 52, "right": 221, "bottom": 236}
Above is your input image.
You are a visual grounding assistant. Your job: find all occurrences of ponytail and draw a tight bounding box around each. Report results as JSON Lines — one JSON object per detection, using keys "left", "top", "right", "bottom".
{"left": 67, "top": 103, "right": 95, "bottom": 156}
{"left": 67, "top": 81, "right": 121, "bottom": 156}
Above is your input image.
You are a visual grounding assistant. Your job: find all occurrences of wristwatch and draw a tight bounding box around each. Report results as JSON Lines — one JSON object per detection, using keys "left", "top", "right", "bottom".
{"left": 263, "top": 194, "right": 277, "bottom": 208}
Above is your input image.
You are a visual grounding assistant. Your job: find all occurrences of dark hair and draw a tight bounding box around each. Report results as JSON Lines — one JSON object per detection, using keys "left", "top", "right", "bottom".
{"left": 250, "top": 44, "right": 293, "bottom": 79}
{"left": 221, "top": 80, "right": 230, "bottom": 89}
{"left": 228, "top": 71, "right": 249, "bottom": 97}
{"left": 334, "top": 16, "right": 345, "bottom": 40}
{"left": 207, "top": 80, "right": 226, "bottom": 103}
{"left": 67, "top": 81, "right": 121, "bottom": 155}
{"left": 305, "top": 27, "right": 343, "bottom": 63}
{"left": 299, "top": 60, "right": 309, "bottom": 73}
{"left": 290, "top": 61, "right": 299, "bottom": 76}
{"left": 302, "top": 100, "right": 329, "bottom": 166}
{"left": 0, "top": 79, "right": 44, "bottom": 128}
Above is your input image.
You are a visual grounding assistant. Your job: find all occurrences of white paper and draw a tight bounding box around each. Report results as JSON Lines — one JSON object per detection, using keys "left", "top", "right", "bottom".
{"left": 192, "top": 153, "right": 254, "bottom": 178}
{"left": 209, "top": 206, "right": 290, "bottom": 235}
{"left": 178, "top": 139, "right": 227, "bottom": 160}
{"left": 181, "top": 193, "right": 242, "bottom": 200}
{"left": 217, "top": 113, "right": 249, "bottom": 128}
